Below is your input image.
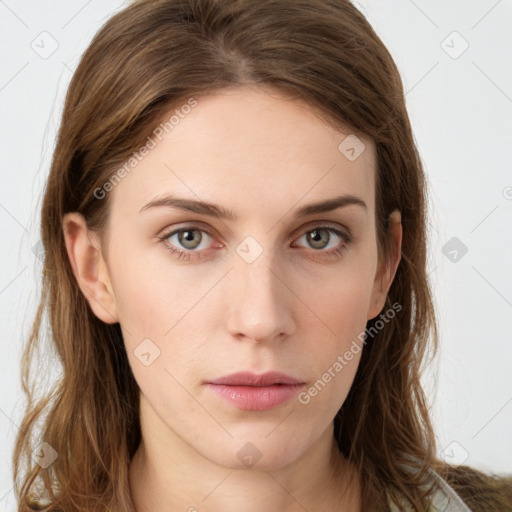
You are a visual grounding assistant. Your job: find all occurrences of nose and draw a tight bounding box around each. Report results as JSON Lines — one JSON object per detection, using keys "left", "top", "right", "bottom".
{"left": 225, "top": 246, "right": 296, "bottom": 344}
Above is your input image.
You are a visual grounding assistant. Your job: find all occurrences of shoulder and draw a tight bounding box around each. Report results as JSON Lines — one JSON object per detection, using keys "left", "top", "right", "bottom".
{"left": 387, "top": 460, "right": 512, "bottom": 512}
{"left": 387, "top": 465, "right": 472, "bottom": 512}
{"left": 430, "top": 461, "right": 512, "bottom": 512}
{"left": 426, "top": 466, "right": 475, "bottom": 511}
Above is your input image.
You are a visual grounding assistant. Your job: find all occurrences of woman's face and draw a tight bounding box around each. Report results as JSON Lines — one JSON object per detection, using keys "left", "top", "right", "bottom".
{"left": 69, "top": 85, "right": 400, "bottom": 470}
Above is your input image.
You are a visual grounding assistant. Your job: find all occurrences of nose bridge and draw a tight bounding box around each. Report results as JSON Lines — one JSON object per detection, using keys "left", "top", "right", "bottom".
{"left": 226, "top": 238, "right": 293, "bottom": 343}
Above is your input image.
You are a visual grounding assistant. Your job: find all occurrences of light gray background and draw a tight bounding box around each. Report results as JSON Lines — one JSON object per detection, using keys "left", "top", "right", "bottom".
{"left": 1, "top": 0, "right": 511, "bottom": 509}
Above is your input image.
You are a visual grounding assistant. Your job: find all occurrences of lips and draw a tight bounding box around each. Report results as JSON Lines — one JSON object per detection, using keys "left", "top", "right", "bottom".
{"left": 205, "top": 371, "right": 305, "bottom": 411}
{"left": 206, "top": 371, "right": 304, "bottom": 387}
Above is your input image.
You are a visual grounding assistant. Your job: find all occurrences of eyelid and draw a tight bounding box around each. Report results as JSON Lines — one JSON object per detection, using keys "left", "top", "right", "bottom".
{"left": 159, "top": 220, "right": 350, "bottom": 241}
{"left": 290, "top": 220, "right": 351, "bottom": 239}
{"left": 158, "top": 221, "right": 218, "bottom": 241}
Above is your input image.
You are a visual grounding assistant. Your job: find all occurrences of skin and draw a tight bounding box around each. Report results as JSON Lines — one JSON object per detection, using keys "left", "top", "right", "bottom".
{"left": 63, "top": 85, "right": 402, "bottom": 512}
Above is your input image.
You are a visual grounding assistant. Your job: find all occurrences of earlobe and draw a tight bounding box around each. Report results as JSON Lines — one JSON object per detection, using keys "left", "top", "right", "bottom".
{"left": 62, "top": 212, "right": 119, "bottom": 324}
{"left": 367, "top": 210, "right": 402, "bottom": 320}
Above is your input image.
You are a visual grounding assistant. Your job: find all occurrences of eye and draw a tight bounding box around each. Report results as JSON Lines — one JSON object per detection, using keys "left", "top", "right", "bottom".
{"left": 158, "top": 224, "right": 352, "bottom": 261}
{"left": 159, "top": 227, "right": 217, "bottom": 260}
{"left": 293, "top": 226, "right": 352, "bottom": 259}
{"left": 167, "top": 228, "right": 210, "bottom": 250}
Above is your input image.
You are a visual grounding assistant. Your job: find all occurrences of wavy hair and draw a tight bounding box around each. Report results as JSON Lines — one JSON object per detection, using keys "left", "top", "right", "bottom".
{"left": 12, "top": 0, "right": 510, "bottom": 511}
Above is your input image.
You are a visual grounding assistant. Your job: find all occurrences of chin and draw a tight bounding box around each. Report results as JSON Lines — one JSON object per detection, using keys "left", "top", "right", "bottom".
{"left": 196, "top": 431, "right": 311, "bottom": 471}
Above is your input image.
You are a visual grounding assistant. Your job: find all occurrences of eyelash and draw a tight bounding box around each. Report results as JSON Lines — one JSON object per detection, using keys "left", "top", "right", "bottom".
{"left": 157, "top": 225, "right": 352, "bottom": 262}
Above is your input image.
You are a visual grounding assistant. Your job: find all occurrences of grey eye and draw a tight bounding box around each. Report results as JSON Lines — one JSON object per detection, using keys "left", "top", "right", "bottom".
{"left": 306, "top": 229, "right": 331, "bottom": 249}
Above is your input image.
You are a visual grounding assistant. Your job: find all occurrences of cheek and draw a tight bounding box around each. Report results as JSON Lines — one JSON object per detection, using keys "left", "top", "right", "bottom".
{"left": 107, "top": 243, "right": 216, "bottom": 378}
{"left": 108, "top": 239, "right": 196, "bottom": 333}
{"left": 297, "top": 254, "right": 376, "bottom": 394}
{"left": 296, "top": 283, "right": 368, "bottom": 417}
{"left": 300, "top": 256, "right": 376, "bottom": 338}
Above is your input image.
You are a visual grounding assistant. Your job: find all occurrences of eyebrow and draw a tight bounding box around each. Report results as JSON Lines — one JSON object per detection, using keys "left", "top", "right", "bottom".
{"left": 139, "top": 193, "right": 367, "bottom": 220}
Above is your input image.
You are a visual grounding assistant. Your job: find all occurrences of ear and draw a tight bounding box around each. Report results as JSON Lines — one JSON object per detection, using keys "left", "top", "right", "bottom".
{"left": 62, "top": 212, "right": 119, "bottom": 324}
{"left": 367, "top": 210, "right": 402, "bottom": 320}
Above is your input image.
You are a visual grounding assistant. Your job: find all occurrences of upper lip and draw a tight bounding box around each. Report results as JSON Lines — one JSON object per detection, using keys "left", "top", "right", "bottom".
{"left": 206, "top": 371, "right": 304, "bottom": 386}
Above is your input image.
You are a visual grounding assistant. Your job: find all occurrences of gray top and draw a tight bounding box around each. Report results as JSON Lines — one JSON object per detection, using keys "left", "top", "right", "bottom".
{"left": 388, "top": 466, "right": 473, "bottom": 512}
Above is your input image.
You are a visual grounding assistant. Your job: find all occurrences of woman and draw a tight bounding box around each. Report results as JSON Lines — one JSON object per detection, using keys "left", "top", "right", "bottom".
{"left": 12, "top": 0, "right": 511, "bottom": 510}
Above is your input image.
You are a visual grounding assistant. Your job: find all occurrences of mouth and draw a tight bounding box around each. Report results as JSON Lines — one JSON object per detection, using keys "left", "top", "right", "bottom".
{"left": 204, "top": 371, "right": 306, "bottom": 411}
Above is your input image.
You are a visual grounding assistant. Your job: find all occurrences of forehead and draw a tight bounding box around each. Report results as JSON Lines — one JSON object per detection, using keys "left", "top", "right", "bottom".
{"left": 108, "top": 86, "right": 376, "bottom": 221}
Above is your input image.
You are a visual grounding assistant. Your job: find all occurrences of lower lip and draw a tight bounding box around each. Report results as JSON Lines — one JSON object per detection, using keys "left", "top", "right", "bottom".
{"left": 205, "top": 383, "right": 305, "bottom": 411}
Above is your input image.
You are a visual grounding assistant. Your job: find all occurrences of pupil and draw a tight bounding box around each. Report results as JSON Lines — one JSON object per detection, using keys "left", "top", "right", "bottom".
{"left": 310, "top": 229, "right": 328, "bottom": 249}
{"left": 181, "top": 230, "right": 200, "bottom": 248}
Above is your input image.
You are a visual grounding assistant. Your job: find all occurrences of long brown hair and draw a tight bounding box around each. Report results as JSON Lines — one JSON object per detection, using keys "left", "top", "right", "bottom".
{"left": 12, "top": 0, "right": 510, "bottom": 511}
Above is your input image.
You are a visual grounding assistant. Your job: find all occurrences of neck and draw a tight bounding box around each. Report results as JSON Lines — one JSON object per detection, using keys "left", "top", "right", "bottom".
{"left": 129, "top": 395, "right": 361, "bottom": 512}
